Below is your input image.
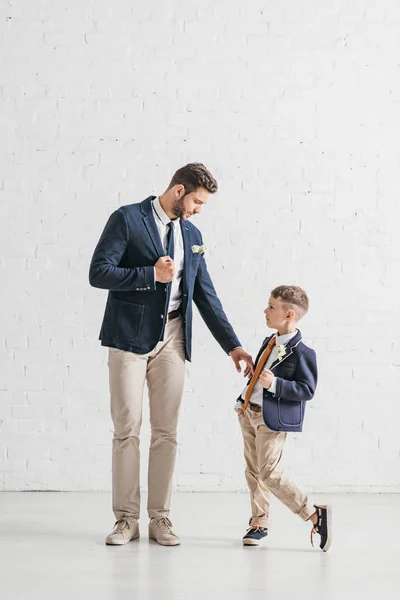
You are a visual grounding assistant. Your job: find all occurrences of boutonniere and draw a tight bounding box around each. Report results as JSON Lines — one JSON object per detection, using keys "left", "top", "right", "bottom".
{"left": 191, "top": 244, "right": 206, "bottom": 254}
{"left": 277, "top": 345, "right": 286, "bottom": 361}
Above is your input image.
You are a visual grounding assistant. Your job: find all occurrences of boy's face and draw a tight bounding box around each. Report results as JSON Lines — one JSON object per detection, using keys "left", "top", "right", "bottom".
{"left": 264, "top": 296, "right": 295, "bottom": 330}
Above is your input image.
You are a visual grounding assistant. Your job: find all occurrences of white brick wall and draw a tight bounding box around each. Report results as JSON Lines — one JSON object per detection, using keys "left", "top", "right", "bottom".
{"left": 1, "top": 0, "right": 400, "bottom": 492}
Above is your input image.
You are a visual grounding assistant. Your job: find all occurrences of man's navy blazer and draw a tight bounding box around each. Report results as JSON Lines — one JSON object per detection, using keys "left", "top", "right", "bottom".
{"left": 89, "top": 196, "right": 241, "bottom": 361}
{"left": 239, "top": 330, "right": 318, "bottom": 432}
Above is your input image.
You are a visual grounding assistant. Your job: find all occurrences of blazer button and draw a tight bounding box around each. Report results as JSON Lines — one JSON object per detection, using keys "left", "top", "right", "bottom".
{"left": 160, "top": 314, "right": 164, "bottom": 319}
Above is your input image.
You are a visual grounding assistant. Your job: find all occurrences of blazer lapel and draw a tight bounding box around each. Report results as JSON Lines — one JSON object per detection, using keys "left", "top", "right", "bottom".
{"left": 180, "top": 221, "right": 191, "bottom": 294}
{"left": 269, "top": 346, "right": 294, "bottom": 371}
{"left": 269, "top": 330, "right": 302, "bottom": 371}
{"left": 141, "top": 196, "right": 165, "bottom": 258}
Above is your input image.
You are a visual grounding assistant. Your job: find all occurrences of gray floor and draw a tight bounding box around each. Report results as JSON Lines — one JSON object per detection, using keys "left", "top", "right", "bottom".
{"left": 0, "top": 492, "right": 398, "bottom": 600}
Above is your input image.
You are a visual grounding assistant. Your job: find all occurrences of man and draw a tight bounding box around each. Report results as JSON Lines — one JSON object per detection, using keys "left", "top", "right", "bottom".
{"left": 89, "top": 163, "right": 253, "bottom": 546}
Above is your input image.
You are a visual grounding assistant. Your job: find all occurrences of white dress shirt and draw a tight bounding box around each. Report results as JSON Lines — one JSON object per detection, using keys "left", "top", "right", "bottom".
{"left": 239, "top": 330, "right": 298, "bottom": 406}
{"left": 152, "top": 197, "right": 184, "bottom": 312}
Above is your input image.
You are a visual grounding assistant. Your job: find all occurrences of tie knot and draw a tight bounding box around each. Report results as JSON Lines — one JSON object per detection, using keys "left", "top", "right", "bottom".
{"left": 268, "top": 336, "right": 276, "bottom": 347}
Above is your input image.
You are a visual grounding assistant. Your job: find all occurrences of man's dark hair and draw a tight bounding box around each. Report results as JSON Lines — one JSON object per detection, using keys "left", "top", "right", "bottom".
{"left": 168, "top": 163, "right": 218, "bottom": 195}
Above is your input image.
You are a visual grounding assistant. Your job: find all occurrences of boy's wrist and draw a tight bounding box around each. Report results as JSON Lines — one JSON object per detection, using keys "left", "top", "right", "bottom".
{"left": 268, "top": 375, "right": 277, "bottom": 394}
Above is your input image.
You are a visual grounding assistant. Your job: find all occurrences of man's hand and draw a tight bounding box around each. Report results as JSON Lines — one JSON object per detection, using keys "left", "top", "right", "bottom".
{"left": 155, "top": 256, "right": 175, "bottom": 283}
{"left": 230, "top": 347, "right": 254, "bottom": 377}
{"left": 259, "top": 369, "right": 274, "bottom": 390}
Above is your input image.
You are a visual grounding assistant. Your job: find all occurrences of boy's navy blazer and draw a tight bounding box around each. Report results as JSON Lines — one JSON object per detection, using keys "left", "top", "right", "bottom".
{"left": 89, "top": 196, "right": 240, "bottom": 361}
{"left": 240, "top": 330, "right": 318, "bottom": 433}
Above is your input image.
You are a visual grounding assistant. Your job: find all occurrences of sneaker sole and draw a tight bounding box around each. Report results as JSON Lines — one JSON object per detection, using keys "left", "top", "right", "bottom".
{"left": 148, "top": 534, "right": 180, "bottom": 546}
{"left": 105, "top": 534, "right": 140, "bottom": 546}
{"left": 321, "top": 505, "right": 332, "bottom": 552}
{"left": 242, "top": 538, "right": 262, "bottom": 546}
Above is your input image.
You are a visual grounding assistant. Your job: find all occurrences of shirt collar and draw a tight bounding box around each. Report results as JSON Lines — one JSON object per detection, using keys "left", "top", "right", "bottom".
{"left": 152, "top": 197, "right": 180, "bottom": 227}
{"left": 275, "top": 330, "right": 298, "bottom": 346}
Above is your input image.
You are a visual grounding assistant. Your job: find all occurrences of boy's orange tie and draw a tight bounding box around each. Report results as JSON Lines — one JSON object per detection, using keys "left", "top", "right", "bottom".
{"left": 243, "top": 336, "right": 277, "bottom": 411}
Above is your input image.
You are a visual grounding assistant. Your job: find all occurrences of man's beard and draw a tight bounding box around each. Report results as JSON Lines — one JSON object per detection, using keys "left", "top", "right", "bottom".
{"left": 171, "top": 196, "right": 189, "bottom": 219}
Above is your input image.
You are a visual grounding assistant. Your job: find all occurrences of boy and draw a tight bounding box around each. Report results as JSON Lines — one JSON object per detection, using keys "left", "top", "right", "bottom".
{"left": 235, "top": 285, "right": 332, "bottom": 551}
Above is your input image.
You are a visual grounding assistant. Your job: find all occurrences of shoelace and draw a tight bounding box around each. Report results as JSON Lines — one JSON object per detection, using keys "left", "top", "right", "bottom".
{"left": 246, "top": 525, "right": 266, "bottom": 533}
{"left": 114, "top": 518, "right": 135, "bottom": 533}
{"left": 154, "top": 517, "right": 173, "bottom": 534}
{"left": 310, "top": 526, "right": 319, "bottom": 547}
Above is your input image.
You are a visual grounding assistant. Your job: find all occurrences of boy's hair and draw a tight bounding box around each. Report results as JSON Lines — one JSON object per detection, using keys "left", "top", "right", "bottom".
{"left": 271, "top": 285, "right": 309, "bottom": 320}
{"left": 168, "top": 163, "right": 218, "bottom": 195}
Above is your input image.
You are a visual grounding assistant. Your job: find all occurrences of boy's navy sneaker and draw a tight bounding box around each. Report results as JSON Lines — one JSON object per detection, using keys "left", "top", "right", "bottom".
{"left": 242, "top": 526, "right": 268, "bottom": 546}
{"left": 310, "top": 505, "right": 332, "bottom": 552}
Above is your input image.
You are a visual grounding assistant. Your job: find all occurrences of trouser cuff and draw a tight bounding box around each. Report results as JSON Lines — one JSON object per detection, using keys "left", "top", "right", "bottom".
{"left": 296, "top": 500, "right": 316, "bottom": 522}
{"left": 249, "top": 515, "right": 269, "bottom": 528}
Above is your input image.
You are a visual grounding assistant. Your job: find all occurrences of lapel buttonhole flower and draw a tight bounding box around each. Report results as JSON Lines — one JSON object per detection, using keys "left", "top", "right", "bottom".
{"left": 277, "top": 345, "right": 286, "bottom": 361}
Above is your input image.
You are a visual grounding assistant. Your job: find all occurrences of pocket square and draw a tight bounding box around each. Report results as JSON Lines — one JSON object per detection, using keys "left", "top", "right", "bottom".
{"left": 191, "top": 244, "right": 206, "bottom": 254}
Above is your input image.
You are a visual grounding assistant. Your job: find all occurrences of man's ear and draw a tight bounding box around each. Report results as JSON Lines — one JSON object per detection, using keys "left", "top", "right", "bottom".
{"left": 175, "top": 184, "right": 185, "bottom": 198}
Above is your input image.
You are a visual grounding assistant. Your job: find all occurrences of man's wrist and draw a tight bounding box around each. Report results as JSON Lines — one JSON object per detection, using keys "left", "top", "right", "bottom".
{"left": 229, "top": 346, "right": 242, "bottom": 356}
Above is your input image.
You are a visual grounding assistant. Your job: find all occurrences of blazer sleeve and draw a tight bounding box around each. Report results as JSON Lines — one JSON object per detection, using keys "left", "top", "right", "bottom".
{"left": 89, "top": 209, "right": 156, "bottom": 292}
{"left": 193, "top": 254, "right": 241, "bottom": 355}
{"left": 274, "top": 348, "right": 318, "bottom": 402}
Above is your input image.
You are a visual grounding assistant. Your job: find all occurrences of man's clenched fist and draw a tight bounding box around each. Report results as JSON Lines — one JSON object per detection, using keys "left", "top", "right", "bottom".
{"left": 155, "top": 256, "right": 175, "bottom": 283}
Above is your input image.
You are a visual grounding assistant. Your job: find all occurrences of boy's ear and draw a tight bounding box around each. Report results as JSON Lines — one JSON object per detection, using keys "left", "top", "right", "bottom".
{"left": 287, "top": 309, "right": 296, "bottom": 321}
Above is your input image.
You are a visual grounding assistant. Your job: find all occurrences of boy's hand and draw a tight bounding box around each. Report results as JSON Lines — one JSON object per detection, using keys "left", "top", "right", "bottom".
{"left": 259, "top": 369, "right": 274, "bottom": 390}
{"left": 235, "top": 407, "right": 245, "bottom": 419}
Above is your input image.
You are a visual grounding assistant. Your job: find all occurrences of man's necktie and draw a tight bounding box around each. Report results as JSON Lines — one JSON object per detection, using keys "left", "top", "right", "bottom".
{"left": 243, "top": 336, "right": 277, "bottom": 411}
{"left": 164, "top": 222, "right": 175, "bottom": 311}
{"left": 166, "top": 222, "right": 174, "bottom": 260}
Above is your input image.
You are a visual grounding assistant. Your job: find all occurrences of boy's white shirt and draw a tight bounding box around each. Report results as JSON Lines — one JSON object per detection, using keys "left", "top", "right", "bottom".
{"left": 235, "top": 330, "right": 298, "bottom": 411}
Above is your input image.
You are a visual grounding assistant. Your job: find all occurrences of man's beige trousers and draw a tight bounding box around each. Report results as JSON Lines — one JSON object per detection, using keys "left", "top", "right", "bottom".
{"left": 239, "top": 406, "right": 315, "bottom": 528}
{"left": 108, "top": 316, "right": 185, "bottom": 520}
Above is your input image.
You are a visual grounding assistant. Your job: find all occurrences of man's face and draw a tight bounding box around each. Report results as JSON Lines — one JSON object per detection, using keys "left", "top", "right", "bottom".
{"left": 171, "top": 186, "right": 209, "bottom": 220}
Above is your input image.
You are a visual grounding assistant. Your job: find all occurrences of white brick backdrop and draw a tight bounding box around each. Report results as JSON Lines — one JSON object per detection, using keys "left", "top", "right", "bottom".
{"left": 1, "top": 0, "right": 400, "bottom": 492}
